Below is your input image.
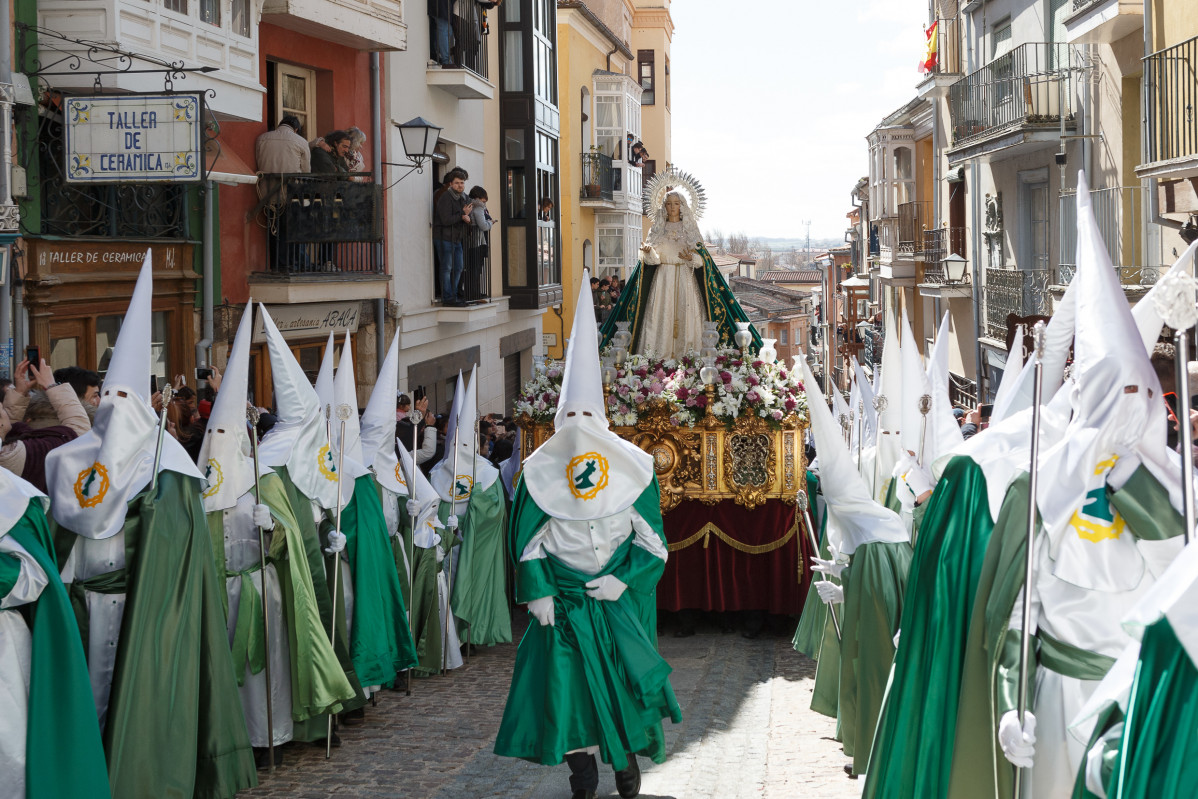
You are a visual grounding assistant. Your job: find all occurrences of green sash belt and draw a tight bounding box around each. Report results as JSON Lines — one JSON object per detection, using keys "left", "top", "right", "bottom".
{"left": 227, "top": 563, "right": 267, "bottom": 686}
{"left": 1038, "top": 629, "right": 1116, "bottom": 681}
{"left": 68, "top": 568, "right": 128, "bottom": 657}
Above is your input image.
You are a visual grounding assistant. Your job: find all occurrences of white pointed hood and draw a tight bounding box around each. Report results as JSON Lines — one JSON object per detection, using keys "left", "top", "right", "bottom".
{"left": 848, "top": 376, "right": 863, "bottom": 457}
{"left": 991, "top": 324, "right": 1026, "bottom": 422}
{"left": 0, "top": 465, "right": 47, "bottom": 539}
{"left": 330, "top": 331, "right": 370, "bottom": 504}
{"left": 257, "top": 304, "right": 341, "bottom": 510}
{"left": 440, "top": 372, "right": 466, "bottom": 471}
{"left": 314, "top": 330, "right": 335, "bottom": 414}
{"left": 872, "top": 312, "right": 904, "bottom": 501}
{"left": 852, "top": 357, "right": 878, "bottom": 447}
{"left": 800, "top": 358, "right": 907, "bottom": 554}
{"left": 1036, "top": 171, "right": 1165, "bottom": 591}
{"left": 523, "top": 268, "right": 655, "bottom": 521}
{"left": 1132, "top": 240, "right": 1198, "bottom": 351}
{"left": 45, "top": 253, "right": 201, "bottom": 539}
{"left": 197, "top": 302, "right": 261, "bottom": 512}
{"left": 431, "top": 365, "right": 498, "bottom": 513}
{"left": 898, "top": 308, "right": 931, "bottom": 459}
{"left": 397, "top": 439, "right": 443, "bottom": 549}
{"left": 829, "top": 381, "right": 853, "bottom": 441}
{"left": 925, "top": 313, "right": 965, "bottom": 463}
{"left": 361, "top": 331, "right": 405, "bottom": 495}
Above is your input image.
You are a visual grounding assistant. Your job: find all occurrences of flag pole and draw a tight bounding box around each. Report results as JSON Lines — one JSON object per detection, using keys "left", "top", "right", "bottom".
{"left": 797, "top": 489, "right": 841, "bottom": 642}
{"left": 326, "top": 403, "right": 351, "bottom": 758}
{"left": 246, "top": 406, "right": 276, "bottom": 773}
{"left": 1014, "top": 321, "right": 1047, "bottom": 798}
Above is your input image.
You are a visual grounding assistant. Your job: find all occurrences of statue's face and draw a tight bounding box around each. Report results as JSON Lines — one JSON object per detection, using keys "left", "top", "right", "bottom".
{"left": 665, "top": 195, "right": 682, "bottom": 222}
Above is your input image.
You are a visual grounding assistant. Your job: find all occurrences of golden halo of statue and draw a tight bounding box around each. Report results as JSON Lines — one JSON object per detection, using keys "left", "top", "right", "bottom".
{"left": 643, "top": 166, "right": 708, "bottom": 221}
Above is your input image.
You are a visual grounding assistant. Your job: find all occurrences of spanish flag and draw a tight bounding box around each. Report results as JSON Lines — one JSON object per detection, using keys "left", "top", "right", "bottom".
{"left": 919, "top": 21, "right": 938, "bottom": 74}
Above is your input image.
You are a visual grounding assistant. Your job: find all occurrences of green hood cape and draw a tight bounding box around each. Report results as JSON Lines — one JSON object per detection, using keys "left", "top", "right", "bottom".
{"left": 206, "top": 471, "right": 356, "bottom": 721}
{"left": 494, "top": 476, "right": 681, "bottom": 772}
{"left": 864, "top": 456, "right": 995, "bottom": 799}
{"left": 599, "top": 244, "right": 763, "bottom": 352}
{"left": 948, "top": 465, "right": 1184, "bottom": 799}
{"left": 2, "top": 499, "right": 111, "bottom": 799}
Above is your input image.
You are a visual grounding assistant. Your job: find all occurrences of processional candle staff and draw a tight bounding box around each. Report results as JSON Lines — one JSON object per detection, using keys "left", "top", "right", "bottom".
{"left": 149, "top": 384, "right": 173, "bottom": 495}
{"left": 246, "top": 405, "right": 276, "bottom": 773}
{"left": 326, "top": 403, "right": 352, "bottom": 759}
{"left": 406, "top": 402, "right": 421, "bottom": 697}
{"left": 1154, "top": 268, "right": 1198, "bottom": 545}
{"left": 797, "top": 489, "right": 840, "bottom": 642}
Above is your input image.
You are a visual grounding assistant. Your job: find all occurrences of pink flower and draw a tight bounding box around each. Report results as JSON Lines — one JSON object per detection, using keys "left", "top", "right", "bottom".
{"left": 772, "top": 410, "right": 784, "bottom": 421}
{"left": 696, "top": 393, "right": 708, "bottom": 408}
{"left": 686, "top": 397, "right": 697, "bottom": 407}
{"left": 676, "top": 386, "right": 689, "bottom": 401}
{"left": 748, "top": 374, "right": 760, "bottom": 386}
{"left": 607, "top": 394, "right": 618, "bottom": 406}
{"left": 617, "top": 384, "right": 631, "bottom": 396}
{"left": 779, "top": 369, "right": 788, "bottom": 380}
{"left": 547, "top": 367, "right": 561, "bottom": 379}
{"left": 746, "top": 390, "right": 760, "bottom": 403}
{"left": 655, "top": 368, "right": 666, "bottom": 379}
{"left": 649, "top": 380, "right": 664, "bottom": 394}
{"left": 753, "top": 360, "right": 764, "bottom": 369}
{"left": 720, "top": 371, "right": 733, "bottom": 384}
{"left": 785, "top": 397, "right": 797, "bottom": 411}
{"left": 634, "top": 367, "right": 649, "bottom": 378}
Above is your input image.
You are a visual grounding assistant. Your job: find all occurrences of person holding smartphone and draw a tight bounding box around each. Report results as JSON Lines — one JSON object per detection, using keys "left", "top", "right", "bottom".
{"left": 0, "top": 358, "right": 91, "bottom": 491}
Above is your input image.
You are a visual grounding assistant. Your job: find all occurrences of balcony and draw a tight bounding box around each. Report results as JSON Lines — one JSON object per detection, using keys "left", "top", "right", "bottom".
{"left": 433, "top": 227, "right": 493, "bottom": 310}
{"left": 948, "top": 43, "right": 1077, "bottom": 163}
{"left": 918, "top": 227, "right": 971, "bottom": 299}
{"left": 249, "top": 174, "right": 389, "bottom": 303}
{"left": 580, "top": 152, "right": 615, "bottom": 205}
{"left": 917, "top": 17, "right": 963, "bottom": 99}
{"left": 984, "top": 267, "right": 1051, "bottom": 340}
{"left": 261, "top": 0, "right": 405, "bottom": 51}
{"left": 426, "top": 10, "right": 494, "bottom": 100}
{"left": 1064, "top": 0, "right": 1141, "bottom": 45}
{"left": 1138, "top": 35, "right": 1198, "bottom": 180}
{"left": 898, "top": 201, "right": 931, "bottom": 257}
{"left": 1057, "top": 186, "right": 1163, "bottom": 288}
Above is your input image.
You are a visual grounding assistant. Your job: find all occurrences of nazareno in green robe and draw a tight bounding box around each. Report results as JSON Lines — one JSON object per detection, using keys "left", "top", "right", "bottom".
{"left": 321, "top": 474, "right": 418, "bottom": 688}
{"left": 494, "top": 476, "right": 682, "bottom": 772}
{"left": 598, "top": 244, "right": 763, "bottom": 352}
{"left": 205, "top": 472, "right": 356, "bottom": 723}
{"left": 449, "top": 477, "right": 513, "bottom": 647}
{"left": 864, "top": 456, "right": 995, "bottom": 799}
{"left": 793, "top": 471, "right": 829, "bottom": 659}
{"left": 82, "top": 470, "right": 258, "bottom": 799}
{"left": 947, "top": 465, "right": 1183, "bottom": 799}
{"left": 1, "top": 499, "right": 111, "bottom": 799}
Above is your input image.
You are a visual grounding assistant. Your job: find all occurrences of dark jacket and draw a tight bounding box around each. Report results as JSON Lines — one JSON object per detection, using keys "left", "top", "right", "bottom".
{"left": 311, "top": 147, "right": 347, "bottom": 174}
{"left": 434, "top": 189, "right": 472, "bottom": 243}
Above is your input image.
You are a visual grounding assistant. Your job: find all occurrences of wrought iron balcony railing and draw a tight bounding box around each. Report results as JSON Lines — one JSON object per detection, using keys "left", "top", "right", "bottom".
{"left": 949, "top": 43, "right": 1077, "bottom": 147}
{"left": 984, "top": 267, "right": 1051, "bottom": 340}
{"left": 1143, "top": 34, "right": 1198, "bottom": 166}
{"left": 1057, "top": 185, "right": 1163, "bottom": 286}
{"left": 898, "top": 201, "right": 932, "bottom": 256}
{"left": 267, "top": 174, "right": 385, "bottom": 275}
{"left": 429, "top": 10, "right": 490, "bottom": 79}
{"left": 433, "top": 227, "right": 492, "bottom": 304}
{"left": 581, "top": 152, "right": 614, "bottom": 202}
{"left": 921, "top": 227, "right": 968, "bottom": 273}
{"left": 1072, "top": 0, "right": 1103, "bottom": 11}
{"left": 874, "top": 216, "right": 898, "bottom": 262}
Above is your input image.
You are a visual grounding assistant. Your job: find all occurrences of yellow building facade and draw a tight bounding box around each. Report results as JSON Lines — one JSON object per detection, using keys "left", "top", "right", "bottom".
{"left": 552, "top": 0, "right": 673, "bottom": 359}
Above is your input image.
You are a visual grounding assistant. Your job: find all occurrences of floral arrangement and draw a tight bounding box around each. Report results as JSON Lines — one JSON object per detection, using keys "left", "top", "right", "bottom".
{"left": 514, "top": 347, "right": 809, "bottom": 429}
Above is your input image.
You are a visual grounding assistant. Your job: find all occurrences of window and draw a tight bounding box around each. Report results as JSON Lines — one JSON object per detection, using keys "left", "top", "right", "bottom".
{"left": 990, "top": 19, "right": 1012, "bottom": 61}
{"left": 638, "top": 50, "right": 655, "bottom": 105}
{"left": 595, "top": 95, "right": 622, "bottom": 159}
{"left": 232, "top": 0, "right": 251, "bottom": 37}
{"left": 597, "top": 212, "right": 643, "bottom": 277}
{"left": 779, "top": 327, "right": 789, "bottom": 346}
{"left": 200, "top": 0, "right": 220, "bottom": 26}
{"left": 664, "top": 55, "right": 670, "bottom": 108}
{"left": 163, "top": 0, "right": 187, "bottom": 14}
{"left": 273, "top": 63, "right": 316, "bottom": 138}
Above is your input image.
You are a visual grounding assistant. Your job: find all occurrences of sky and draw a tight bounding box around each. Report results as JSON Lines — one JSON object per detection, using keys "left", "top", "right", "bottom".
{"left": 670, "top": 0, "right": 930, "bottom": 242}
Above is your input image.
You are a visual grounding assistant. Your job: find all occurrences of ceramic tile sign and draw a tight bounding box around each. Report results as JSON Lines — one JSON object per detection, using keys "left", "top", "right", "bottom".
{"left": 64, "top": 93, "right": 203, "bottom": 183}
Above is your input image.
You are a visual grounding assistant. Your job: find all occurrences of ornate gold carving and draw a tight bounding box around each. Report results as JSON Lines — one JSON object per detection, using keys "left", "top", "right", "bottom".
{"left": 721, "top": 412, "right": 777, "bottom": 510}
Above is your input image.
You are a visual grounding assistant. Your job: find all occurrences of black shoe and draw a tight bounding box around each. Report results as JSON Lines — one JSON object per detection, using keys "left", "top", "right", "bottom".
{"left": 253, "top": 747, "right": 284, "bottom": 770}
{"left": 615, "top": 754, "right": 641, "bottom": 798}
{"left": 570, "top": 792, "right": 596, "bottom": 799}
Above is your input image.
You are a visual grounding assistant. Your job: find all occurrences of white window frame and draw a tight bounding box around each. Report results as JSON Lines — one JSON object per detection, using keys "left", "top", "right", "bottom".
{"left": 275, "top": 63, "right": 317, "bottom": 137}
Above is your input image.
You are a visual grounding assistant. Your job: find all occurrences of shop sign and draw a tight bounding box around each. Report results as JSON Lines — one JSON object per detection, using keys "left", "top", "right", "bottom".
{"left": 254, "top": 302, "right": 361, "bottom": 343}
{"left": 64, "top": 94, "right": 203, "bottom": 183}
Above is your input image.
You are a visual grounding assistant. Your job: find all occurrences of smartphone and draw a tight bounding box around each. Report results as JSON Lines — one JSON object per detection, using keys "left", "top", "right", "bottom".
{"left": 196, "top": 367, "right": 214, "bottom": 381}
{"left": 978, "top": 403, "right": 994, "bottom": 421}
{"left": 413, "top": 385, "right": 426, "bottom": 402}
{"left": 25, "top": 345, "right": 38, "bottom": 374}
{"left": 151, "top": 375, "right": 161, "bottom": 395}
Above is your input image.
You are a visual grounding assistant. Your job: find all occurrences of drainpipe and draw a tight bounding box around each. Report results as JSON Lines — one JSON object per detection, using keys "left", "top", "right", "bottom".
{"left": 605, "top": 45, "right": 618, "bottom": 73}
{"left": 0, "top": 0, "right": 13, "bottom": 378}
{"left": 195, "top": 180, "right": 214, "bottom": 369}
{"left": 970, "top": 160, "right": 983, "bottom": 398}
{"left": 371, "top": 51, "right": 385, "bottom": 379}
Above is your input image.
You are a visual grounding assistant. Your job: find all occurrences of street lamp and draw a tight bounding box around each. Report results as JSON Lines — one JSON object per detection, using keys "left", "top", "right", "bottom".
{"left": 384, "top": 117, "right": 443, "bottom": 187}
{"left": 942, "top": 252, "right": 969, "bottom": 284}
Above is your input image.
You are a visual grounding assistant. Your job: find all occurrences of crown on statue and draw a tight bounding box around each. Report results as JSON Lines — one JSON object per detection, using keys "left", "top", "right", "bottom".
{"left": 643, "top": 166, "right": 708, "bottom": 220}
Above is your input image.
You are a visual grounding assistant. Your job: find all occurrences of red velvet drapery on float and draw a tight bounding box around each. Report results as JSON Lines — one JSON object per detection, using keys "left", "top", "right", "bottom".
{"left": 656, "top": 498, "right": 814, "bottom": 615}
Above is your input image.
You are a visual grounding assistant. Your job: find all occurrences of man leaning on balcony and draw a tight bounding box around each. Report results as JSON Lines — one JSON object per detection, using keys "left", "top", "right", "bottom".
{"left": 434, "top": 172, "right": 474, "bottom": 306}
{"left": 256, "top": 115, "right": 312, "bottom": 271}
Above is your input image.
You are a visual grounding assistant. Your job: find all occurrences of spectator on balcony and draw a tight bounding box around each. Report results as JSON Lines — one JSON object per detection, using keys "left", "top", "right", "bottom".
{"left": 539, "top": 197, "right": 554, "bottom": 222}
{"left": 628, "top": 140, "right": 648, "bottom": 167}
{"left": 465, "top": 186, "right": 493, "bottom": 302}
{"left": 255, "top": 114, "right": 310, "bottom": 177}
{"left": 312, "top": 130, "right": 351, "bottom": 174}
{"left": 430, "top": 0, "right": 456, "bottom": 66}
{"left": 347, "top": 127, "right": 369, "bottom": 177}
{"left": 434, "top": 172, "right": 475, "bottom": 307}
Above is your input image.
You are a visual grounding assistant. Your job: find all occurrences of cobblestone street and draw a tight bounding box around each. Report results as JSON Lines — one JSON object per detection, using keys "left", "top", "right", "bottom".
{"left": 241, "top": 614, "right": 863, "bottom": 799}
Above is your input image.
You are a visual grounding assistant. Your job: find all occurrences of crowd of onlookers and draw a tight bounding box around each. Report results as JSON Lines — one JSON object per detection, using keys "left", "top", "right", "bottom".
{"left": 590, "top": 275, "right": 624, "bottom": 323}
{"left": 395, "top": 389, "right": 516, "bottom": 473}
{"left": 433, "top": 166, "right": 494, "bottom": 306}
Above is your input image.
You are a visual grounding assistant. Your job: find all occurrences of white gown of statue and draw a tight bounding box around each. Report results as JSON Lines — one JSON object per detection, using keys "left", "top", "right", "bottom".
{"left": 639, "top": 220, "right": 707, "bottom": 359}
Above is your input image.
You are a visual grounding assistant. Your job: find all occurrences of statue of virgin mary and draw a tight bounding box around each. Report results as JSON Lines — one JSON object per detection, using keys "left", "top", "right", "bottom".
{"left": 599, "top": 169, "right": 761, "bottom": 357}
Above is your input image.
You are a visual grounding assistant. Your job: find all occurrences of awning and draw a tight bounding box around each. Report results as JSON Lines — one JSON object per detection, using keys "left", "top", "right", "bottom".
{"left": 203, "top": 140, "right": 258, "bottom": 186}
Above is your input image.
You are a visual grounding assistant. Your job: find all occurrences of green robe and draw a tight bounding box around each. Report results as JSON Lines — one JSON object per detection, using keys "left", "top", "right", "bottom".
{"left": 325, "top": 474, "right": 418, "bottom": 687}
{"left": 273, "top": 468, "right": 367, "bottom": 742}
{"left": 449, "top": 478, "right": 513, "bottom": 647}
{"left": 864, "top": 456, "right": 994, "bottom": 799}
{"left": 793, "top": 471, "right": 828, "bottom": 659}
{"left": 409, "top": 535, "right": 449, "bottom": 677}
{"left": 948, "top": 466, "right": 1184, "bottom": 799}
{"left": 2, "top": 499, "right": 111, "bottom": 799}
{"left": 494, "top": 477, "right": 682, "bottom": 772}
{"left": 206, "top": 473, "right": 356, "bottom": 722}
{"left": 88, "top": 471, "right": 257, "bottom": 799}
{"left": 839, "top": 540, "right": 911, "bottom": 775}
{"left": 599, "top": 244, "right": 763, "bottom": 352}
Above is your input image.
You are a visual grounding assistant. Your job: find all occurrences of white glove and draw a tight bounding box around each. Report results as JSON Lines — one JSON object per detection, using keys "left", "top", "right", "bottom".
{"left": 446, "top": 514, "right": 460, "bottom": 529}
{"left": 584, "top": 574, "right": 628, "bottom": 602}
{"left": 527, "top": 595, "right": 555, "bottom": 627}
{"left": 901, "top": 461, "right": 936, "bottom": 499}
{"left": 435, "top": 544, "right": 446, "bottom": 563}
{"left": 816, "top": 581, "right": 844, "bottom": 604}
{"left": 324, "top": 529, "right": 347, "bottom": 555}
{"left": 252, "top": 503, "right": 274, "bottom": 531}
{"left": 406, "top": 499, "right": 420, "bottom": 517}
{"left": 893, "top": 629, "right": 901, "bottom": 648}
{"left": 811, "top": 542, "right": 848, "bottom": 579}
{"left": 998, "top": 710, "right": 1037, "bottom": 769}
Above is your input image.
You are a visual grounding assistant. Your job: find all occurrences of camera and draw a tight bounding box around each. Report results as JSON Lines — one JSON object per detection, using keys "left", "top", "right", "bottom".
{"left": 196, "top": 367, "right": 214, "bottom": 381}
